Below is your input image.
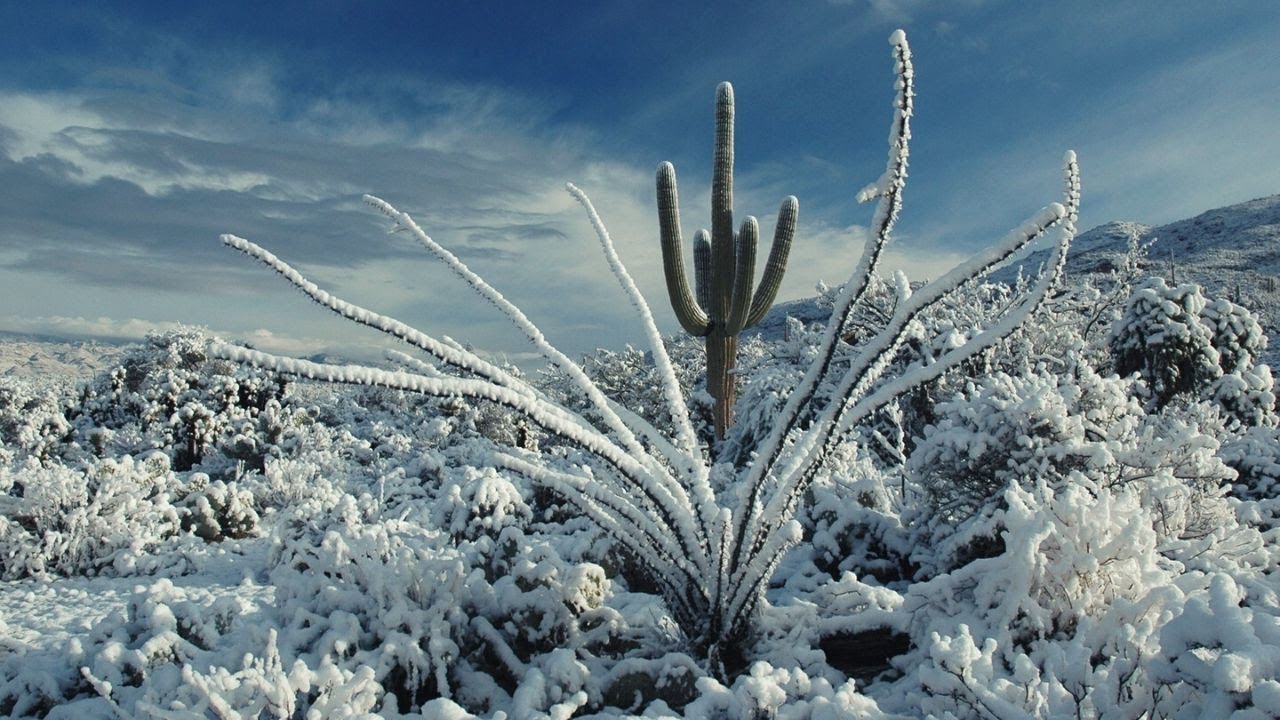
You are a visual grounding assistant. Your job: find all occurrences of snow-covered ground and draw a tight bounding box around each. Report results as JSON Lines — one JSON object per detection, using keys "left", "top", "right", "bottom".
{"left": 0, "top": 538, "right": 271, "bottom": 652}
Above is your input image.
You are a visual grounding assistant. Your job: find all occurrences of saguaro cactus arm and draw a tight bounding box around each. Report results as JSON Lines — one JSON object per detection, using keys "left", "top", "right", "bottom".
{"left": 693, "top": 230, "right": 712, "bottom": 312}
{"left": 658, "top": 162, "right": 712, "bottom": 336}
{"left": 725, "top": 217, "right": 758, "bottom": 335}
{"left": 747, "top": 196, "right": 798, "bottom": 327}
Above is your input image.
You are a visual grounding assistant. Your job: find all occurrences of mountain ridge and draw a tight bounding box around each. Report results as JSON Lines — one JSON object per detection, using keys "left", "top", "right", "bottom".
{"left": 749, "top": 193, "right": 1280, "bottom": 343}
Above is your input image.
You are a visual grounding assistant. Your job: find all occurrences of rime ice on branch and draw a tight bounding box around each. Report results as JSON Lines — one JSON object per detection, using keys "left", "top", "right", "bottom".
{"left": 213, "top": 29, "right": 1079, "bottom": 680}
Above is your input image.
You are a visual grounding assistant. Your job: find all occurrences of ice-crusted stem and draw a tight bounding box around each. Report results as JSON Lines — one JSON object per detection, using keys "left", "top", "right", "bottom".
{"left": 491, "top": 451, "right": 706, "bottom": 625}
{"left": 565, "top": 182, "right": 703, "bottom": 464}
{"left": 724, "top": 28, "right": 914, "bottom": 591}
{"left": 363, "top": 194, "right": 657, "bottom": 466}
{"left": 220, "top": 234, "right": 527, "bottom": 395}
{"left": 210, "top": 344, "right": 709, "bottom": 571}
{"left": 726, "top": 153, "right": 1080, "bottom": 629}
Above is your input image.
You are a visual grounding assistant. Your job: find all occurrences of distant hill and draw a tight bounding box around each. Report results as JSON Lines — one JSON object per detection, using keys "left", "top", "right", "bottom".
{"left": 0, "top": 333, "right": 131, "bottom": 382}
{"left": 1001, "top": 193, "right": 1280, "bottom": 329}
{"left": 750, "top": 194, "right": 1280, "bottom": 346}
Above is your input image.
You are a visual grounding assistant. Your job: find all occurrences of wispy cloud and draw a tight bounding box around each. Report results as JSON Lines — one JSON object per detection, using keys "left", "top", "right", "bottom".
{"left": 0, "top": 315, "right": 197, "bottom": 342}
{"left": 902, "top": 18, "right": 1280, "bottom": 251}
{"left": 0, "top": 60, "right": 679, "bottom": 362}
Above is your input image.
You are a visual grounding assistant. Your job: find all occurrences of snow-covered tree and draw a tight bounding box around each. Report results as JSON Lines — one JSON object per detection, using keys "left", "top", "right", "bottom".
{"left": 211, "top": 30, "right": 1079, "bottom": 679}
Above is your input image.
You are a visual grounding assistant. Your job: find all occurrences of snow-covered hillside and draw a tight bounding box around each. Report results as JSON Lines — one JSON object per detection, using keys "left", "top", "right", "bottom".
{"left": 0, "top": 335, "right": 130, "bottom": 382}
{"left": 1002, "top": 193, "right": 1280, "bottom": 338}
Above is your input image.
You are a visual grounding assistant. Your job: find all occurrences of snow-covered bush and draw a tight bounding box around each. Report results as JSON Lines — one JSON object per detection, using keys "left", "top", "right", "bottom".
{"left": 1111, "top": 278, "right": 1221, "bottom": 406}
{"left": 0, "top": 452, "right": 184, "bottom": 579}
{"left": 908, "top": 367, "right": 1126, "bottom": 523}
{"left": 907, "top": 360, "right": 1243, "bottom": 574}
{"left": 871, "top": 461, "right": 1277, "bottom": 719}
{"left": 74, "top": 328, "right": 287, "bottom": 471}
{"left": 1111, "top": 278, "right": 1276, "bottom": 424}
{"left": 178, "top": 473, "right": 261, "bottom": 542}
{"left": 1151, "top": 573, "right": 1280, "bottom": 718}
{"left": 0, "top": 377, "right": 74, "bottom": 465}
{"left": 1204, "top": 295, "right": 1270, "bottom": 374}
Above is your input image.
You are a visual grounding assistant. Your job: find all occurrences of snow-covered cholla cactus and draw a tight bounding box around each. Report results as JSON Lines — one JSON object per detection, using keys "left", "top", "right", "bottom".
{"left": 212, "top": 30, "right": 1079, "bottom": 678}
{"left": 657, "top": 81, "right": 797, "bottom": 440}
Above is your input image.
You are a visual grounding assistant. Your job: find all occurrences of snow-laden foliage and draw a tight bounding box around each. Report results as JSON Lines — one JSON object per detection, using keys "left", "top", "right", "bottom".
{"left": 0, "top": 378, "right": 75, "bottom": 465}
{"left": 1112, "top": 277, "right": 1277, "bottom": 424}
{"left": 909, "top": 366, "right": 1143, "bottom": 527}
{"left": 0, "top": 453, "right": 184, "bottom": 579}
{"left": 74, "top": 329, "right": 289, "bottom": 472}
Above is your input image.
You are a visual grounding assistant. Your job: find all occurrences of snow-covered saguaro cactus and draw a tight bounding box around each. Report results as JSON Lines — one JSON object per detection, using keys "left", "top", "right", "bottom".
{"left": 657, "top": 82, "right": 797, "bottom": 441}
{"left": 212, "top": 29, "right": 1078, "bottom": 680}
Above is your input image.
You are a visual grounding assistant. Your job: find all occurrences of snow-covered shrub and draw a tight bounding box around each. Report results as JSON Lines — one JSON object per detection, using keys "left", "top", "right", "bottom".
{"left": 905, "top": 353, "right": 1245, "bottom": 587}
{"left": 883, "top": 476, "right": 1178, "bottom": 718}
{"left": 178, "top": 473, "right": 261, "bottom": 542}
{"left": 1211, "top": 364, "right": 1278, "bottom": 428}
{"left": 1151, "top": 573, "right": 1280, "bottom": 718}
{"left": 74, "top": 328, "right": 287, "bottom": 471}
{"left": 1221, "top": 424, "right": 1280, "bottom": 502}
{"left": 58, "top": 577, "right": 383, "bottom": 719}
{"left": 255, "top": 457, "right": 649, "bottom": 715}
{"left": 805, "top": 443, "right": 915, "bottom": 586}
{"left": 1111, "top": 278, "right": 1276, "bottom": 425}
{"left": 0, "top": 452, "right": 183, "bottom": 579}
{"left": 0, "top": 377, "right": 74, "bottom": 465}
{"left": 1204, "top": 296, "right": 1270, "bottom": 374}
{"left": 909, "top": 364, "right": 1140, "bottom": 527}
{"left": 1111, "top": 278, "right": 1221, "bottom": 407}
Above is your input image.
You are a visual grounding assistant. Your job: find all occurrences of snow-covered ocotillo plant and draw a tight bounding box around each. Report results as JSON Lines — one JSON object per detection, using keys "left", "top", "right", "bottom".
{"left": 657, "top": 82, "right": 797, "bottom": 440}
{"left": 212, "top": 30, "right": 1079, "bottom": 679}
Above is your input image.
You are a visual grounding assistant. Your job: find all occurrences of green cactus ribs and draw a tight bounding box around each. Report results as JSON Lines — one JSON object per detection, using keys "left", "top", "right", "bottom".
{"left": 657, "top": 81, "right": 798, "bottom": 442}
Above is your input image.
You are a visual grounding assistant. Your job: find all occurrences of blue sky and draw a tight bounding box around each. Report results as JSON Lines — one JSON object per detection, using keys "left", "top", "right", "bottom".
{"left": 1, "top": 1, "right": 1277, "bottom": 363}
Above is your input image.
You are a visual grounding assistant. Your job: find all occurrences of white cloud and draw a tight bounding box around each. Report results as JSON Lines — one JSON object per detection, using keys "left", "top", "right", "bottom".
{"left": 0, "top": 315, "right": 200, "bottom": 342}
{"left": 0, "top": 94, "right": 103, "bottom": 159}
{"left": 0, "top": 74, "right": 679, "bottom": 364}
{"left": 0, "top": 92, "right": 278, "bottom": 197}
{"left": 0, "top": 314, "right": 386, "bottom": 361}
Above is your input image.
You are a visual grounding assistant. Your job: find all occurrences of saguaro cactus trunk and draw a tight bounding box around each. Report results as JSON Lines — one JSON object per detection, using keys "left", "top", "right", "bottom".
{"left": 657, "top": 82, "right": 798, "bottom": 440}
